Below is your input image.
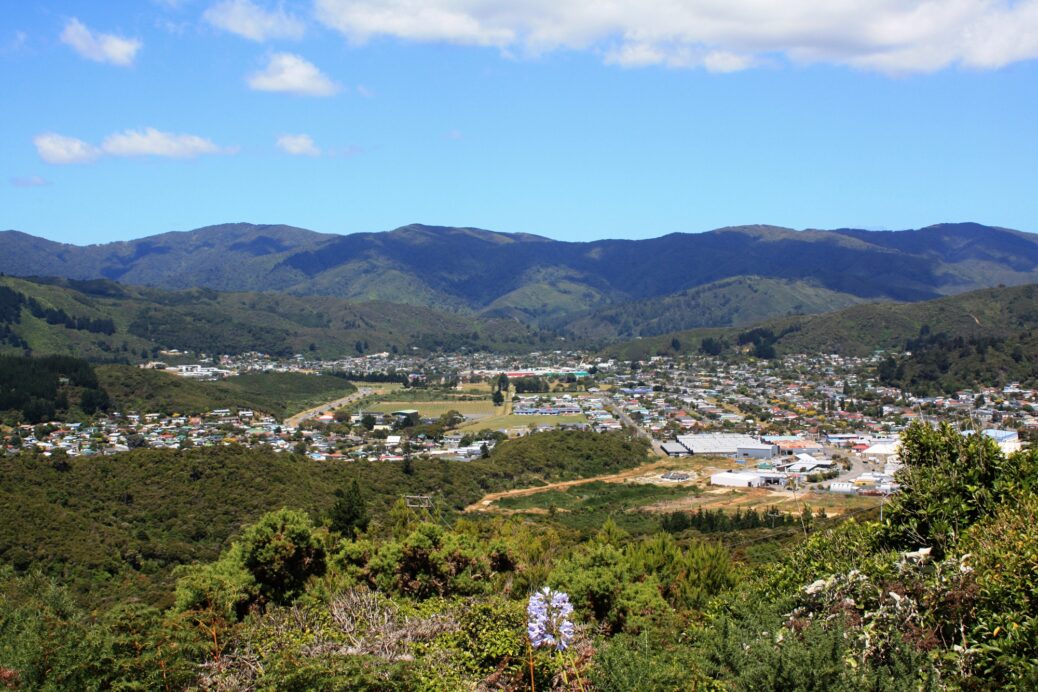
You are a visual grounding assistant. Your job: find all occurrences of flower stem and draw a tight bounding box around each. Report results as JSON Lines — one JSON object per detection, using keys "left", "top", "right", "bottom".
{"left": 527, "top": 640, "right": 536, "bottom": 692}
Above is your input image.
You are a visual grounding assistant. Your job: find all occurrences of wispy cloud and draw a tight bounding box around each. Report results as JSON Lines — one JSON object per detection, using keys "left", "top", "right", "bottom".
{"left": 101, "top": 128, "right": 233, "bottom": 158}
{"left": 34, "top": 128, "right": 234, "bottom": 164}
{"left": 2, "top": 30, "right": 28, "bottom": 54}
{"left": 247, "top": 52, "right": 339, "bottom": 95}
{"left": 204, "top": 0, "right": 305, "bottom": 41}
{"left": 60, "top": 18, "right": 141, "bottom": 67}
{"left": 276, "top": 133, "right": 321, "bottom": 156}
{"left": 314, "top": 0, "right": 1038, "bottom": 74}
{"left": 33, "top": 133, "right": 100, "bottom": 164}
{"left": 10, "top": 176, "right": 52, "bottom": 188}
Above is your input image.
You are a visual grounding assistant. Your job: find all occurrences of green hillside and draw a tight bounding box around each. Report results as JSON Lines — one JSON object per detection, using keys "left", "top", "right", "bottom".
{"left": 0, "top": 275, "right": 550, "bottom": 360}
{"left": 0, "top": 431, "right": 648, "bottom": 607}
{"left": 96, "top": 366, "right": 357, "bottom": 418}
{"left": 877, "top": 330, "right": 1038, "bottom": 394}
{"left": 604, "top": 283, "right": 1038, "bottom": 360}
{"left": 560, "top": 276, "right": 865, "bottom": 341}
{"left": 3, "top": 425, "right": 1036, "bottom": 689}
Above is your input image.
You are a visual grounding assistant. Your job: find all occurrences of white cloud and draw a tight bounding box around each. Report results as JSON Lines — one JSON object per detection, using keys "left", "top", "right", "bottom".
{"left": 204, "top": 0, "right": 305, "bottom": 41}
{"left": 10, "top": 176, "right": 52, "bottom": 188}
{"left": 33, "top": 133, "right": 100, "bottom": 164}
{"left": 247, "top": 52, "right": 340, "bottom": 95}
{"left": 101, "top": 128, "right": 232, "bottom": 158}
{"left": 34, "top": 129, "right": 233, "bottom": 164}
{"left": 60, "top": 18, "right": 141, "bottom": 67}
{"left": 314, "top": 0, "right": 1038, "bottom": 74}
{"left": 277, "top": 133, "right": 321, "bottom": 156}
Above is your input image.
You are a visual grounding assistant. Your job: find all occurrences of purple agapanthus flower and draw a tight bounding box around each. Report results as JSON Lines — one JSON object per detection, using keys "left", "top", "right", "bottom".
{"left": 527, "top": 587, "right": 575, "bottom": 651}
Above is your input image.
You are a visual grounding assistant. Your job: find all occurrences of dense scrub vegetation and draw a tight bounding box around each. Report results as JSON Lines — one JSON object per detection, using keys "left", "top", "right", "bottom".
{"left": 0, "top": 431, "right": 648, "bottom": 607}
{"left": 0, "top": 354, "right": 110, "bottom": 424}
{"left": 2, "top": 424, "right": 1036, "bottom": 688}
{"left": 877, "top": 329, "right": 1038, "bottom": 394}
{"left": 96, "top": 366, "right": 357, "bottom": 418}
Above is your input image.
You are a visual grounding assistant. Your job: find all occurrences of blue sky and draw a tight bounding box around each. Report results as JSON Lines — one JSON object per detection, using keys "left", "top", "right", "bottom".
{"left": 3, "top": 1, "right": 1037, "bottom": 244}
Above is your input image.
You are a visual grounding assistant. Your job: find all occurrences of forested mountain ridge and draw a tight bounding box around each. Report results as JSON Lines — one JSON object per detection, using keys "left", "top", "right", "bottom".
{"left": 556, "top": 275, "right": 867, "bottom": 341}
{"left": 604, "top": 282, "right": 1038, "bottom": 361}
{"left": 0, "top": 275, "right": 548, "bottom": 360}
{"left": 3, "top": 222, "right": 1036, "bottom": 329}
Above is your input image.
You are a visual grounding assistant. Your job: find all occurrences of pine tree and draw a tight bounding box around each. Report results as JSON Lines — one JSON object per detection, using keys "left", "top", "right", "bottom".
{"left": 329, "top": 480, "right": 369, "bottom": 538}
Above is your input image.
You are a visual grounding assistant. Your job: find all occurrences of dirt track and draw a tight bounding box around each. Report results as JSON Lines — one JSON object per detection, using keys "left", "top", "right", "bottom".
{"left": 463, "top": 458, "right": 673, "bottom": 513}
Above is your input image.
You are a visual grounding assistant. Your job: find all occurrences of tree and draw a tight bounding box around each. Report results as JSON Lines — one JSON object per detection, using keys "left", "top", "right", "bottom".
{"left": 361, "top": 414, "right": 376, "bottom": 431}
{"left": 883, "top": 421, "right": 1018, "bottom": 555}
{"left": 329, "top": 480, "right": 370, "bottom": 538}
{"left": 492, "top": 390, "right": 504, "bottom": 406}
{"left": 238, "top": 508, "right": 326, "bottom": 605}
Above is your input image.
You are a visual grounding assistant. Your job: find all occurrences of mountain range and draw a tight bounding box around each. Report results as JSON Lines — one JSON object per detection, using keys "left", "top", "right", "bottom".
{"left": 2, "top": 221, "right": 1037, "bottom": 339}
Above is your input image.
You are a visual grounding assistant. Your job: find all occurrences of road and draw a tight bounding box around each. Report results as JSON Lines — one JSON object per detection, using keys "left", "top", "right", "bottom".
{"left": 283, "top": 387, "right": 373, "bottom": 428}
{"left": 604, "top": 396, "right": 668, "bottom": 456}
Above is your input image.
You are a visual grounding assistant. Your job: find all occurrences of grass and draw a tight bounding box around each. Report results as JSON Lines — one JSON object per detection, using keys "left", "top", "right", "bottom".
{"left": 641, "top": 485, "right": 882, "bottom": 517}
{"left": 348, "top": 382, "right": 404, "bottom": 395}
{"left": 369, "top": 400, "right": 500, "bottom": 417}
{"left": 457, "top": 413, "right": 587, "bottom": 432}
{"left": 495, "top": 481, "right": 691, "bottom": 512}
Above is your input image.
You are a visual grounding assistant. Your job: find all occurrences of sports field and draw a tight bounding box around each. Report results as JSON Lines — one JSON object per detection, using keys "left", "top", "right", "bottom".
{"left": 368, "top": 400, "right": 500, "bottom": 418}
{"left": 456, "top": 412, "right": 587, "bottom": 432}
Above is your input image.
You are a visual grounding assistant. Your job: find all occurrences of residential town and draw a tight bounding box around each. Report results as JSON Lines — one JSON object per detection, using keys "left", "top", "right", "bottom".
{"left": 7, "top": 349, "right": 1031, "bottom": 500}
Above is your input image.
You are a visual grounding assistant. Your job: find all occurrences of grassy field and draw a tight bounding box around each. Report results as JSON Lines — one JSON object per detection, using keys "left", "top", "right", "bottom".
{"left": 643, "top": 486, "right": 881, "bottom": 517}
{"left": 368, "top": 400, "right": 500, "bottom": 417}
{"left": 495, "top": 481, "right": 692, "bottom": 512}
{"left": 348, "top": 382, "right": 404, "bottom": 395}
{"left": 456, "top": 413, "right": 587, "bottom": 432}
{"left": 458, "top": 382, "right": 494, "bottom": 393}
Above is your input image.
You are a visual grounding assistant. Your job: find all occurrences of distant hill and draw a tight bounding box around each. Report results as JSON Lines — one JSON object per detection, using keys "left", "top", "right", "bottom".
{"left": 3, "top": 222, "right": 1037, "bottom": 333}
{"left": 604, "top": 283, "right": 1038, "bottom": 361}
{"left": 556, "top": 276, "right": 866, "bottom": 341}
{"left": 0, "top": 275, "right": 550, "bottom": 360}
